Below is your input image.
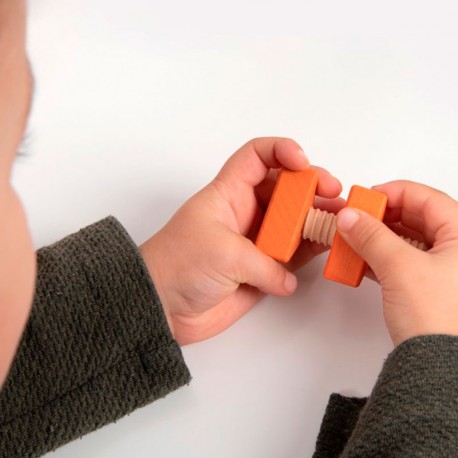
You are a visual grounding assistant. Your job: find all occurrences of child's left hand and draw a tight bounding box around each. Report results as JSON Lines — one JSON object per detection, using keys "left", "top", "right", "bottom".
{"left": 140, "top": 138, "right": 342, "bottom": 345}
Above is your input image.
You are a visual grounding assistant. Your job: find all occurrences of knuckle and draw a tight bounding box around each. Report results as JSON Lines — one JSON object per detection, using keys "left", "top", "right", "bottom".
{"left": 356, "top": 220, "right": 385, "bottom": 254}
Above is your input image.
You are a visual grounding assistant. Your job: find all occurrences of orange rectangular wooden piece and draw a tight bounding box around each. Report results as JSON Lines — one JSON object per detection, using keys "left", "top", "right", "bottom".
{"left": 324, "top": 185, "right": 388, "bottom": 287}
{"left": 255, "top": 168, "right": 318, "bottom": 263}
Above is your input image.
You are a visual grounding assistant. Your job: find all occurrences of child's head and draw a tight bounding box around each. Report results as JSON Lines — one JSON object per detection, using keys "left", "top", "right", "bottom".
{"left": 0, "top": 0, "right": 35, "bottom": 386}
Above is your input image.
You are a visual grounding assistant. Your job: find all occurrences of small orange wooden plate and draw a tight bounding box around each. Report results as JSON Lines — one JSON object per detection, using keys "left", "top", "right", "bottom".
{"left": 255, "top": 168, "right": 319, "bottom": 263}
{"left": 323, "top": 185, "right": 388, "bottom": 287}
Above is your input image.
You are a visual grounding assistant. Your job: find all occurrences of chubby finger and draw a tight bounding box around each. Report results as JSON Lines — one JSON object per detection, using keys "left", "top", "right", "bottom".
{"left": 383, "top": 206, "right": 427, "bottom": 236}
{"left": 254, "top": 169, "right": 280, "bottom": 211}
{"left": 217, "top": 137, "right": 309, "bottom": 189}
{"left": 335, "top": 207, "right": 418, "bottom": 279}
{"left": 373, "top": 181, "right": 458, "bottom": 245}
{"left": 385, "top": 222, "right": 429, "bottom": 248}
{"left": 312, "top": 166, "right": 342, "bottom": 198}
{"left": 235, "top": 236, "right": 298, "bottom": 296}
{"left": 314, "top": 196, "right": 346, "bottom": 215}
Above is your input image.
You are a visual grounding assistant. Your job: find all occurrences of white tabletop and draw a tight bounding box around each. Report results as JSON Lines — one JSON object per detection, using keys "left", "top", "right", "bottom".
{"left": 13, "top": 0, "right": 458, "bottom": 456}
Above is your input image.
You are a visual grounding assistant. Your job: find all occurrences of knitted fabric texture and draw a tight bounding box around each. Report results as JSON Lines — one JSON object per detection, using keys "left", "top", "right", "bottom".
{"left": 314, "top": 334, "right": 458, "bottom": 457}
{"left": 313, "top": 394, "right": 367, "bottom": 457}
{"left": 0, "top": 217, "right": 191, "bottom": 458}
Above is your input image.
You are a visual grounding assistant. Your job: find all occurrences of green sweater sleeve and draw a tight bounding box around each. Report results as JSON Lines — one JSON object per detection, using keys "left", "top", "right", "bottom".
{"left": 314, "top": 335, "right": 458, "bottom": 457}
{"left": 0, "top": 217, "right": 191, "bottom": 458}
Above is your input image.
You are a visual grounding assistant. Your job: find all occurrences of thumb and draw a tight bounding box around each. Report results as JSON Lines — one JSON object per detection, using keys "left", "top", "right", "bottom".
{"left": 335, "top": 207, "right": 410, "bottom": 277}
{"left": 238, "top": 237, "right": 298, "bottom": 296}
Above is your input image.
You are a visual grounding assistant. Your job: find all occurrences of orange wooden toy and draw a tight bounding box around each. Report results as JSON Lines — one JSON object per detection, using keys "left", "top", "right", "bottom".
{"left": 323, "top": 186, "right": 387, "bottom": 287}
{"left": 255, "top": 168, "right": 390, "bottom": 287}
{"left": 255, "top": 168, "right": 319, "bottom": 262}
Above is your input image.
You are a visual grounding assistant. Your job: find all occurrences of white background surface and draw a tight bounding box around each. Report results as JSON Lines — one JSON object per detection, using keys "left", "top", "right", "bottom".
{"left": 12, "top": 0, "right": 458, "bottom": 456}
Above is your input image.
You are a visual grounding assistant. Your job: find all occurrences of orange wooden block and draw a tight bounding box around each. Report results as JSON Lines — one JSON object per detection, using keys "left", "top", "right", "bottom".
{"left": 255, "top": 168, "right": 319, "bottom": 262}
{"left": 323, "top": 185, "right": 387, "bottom": 287}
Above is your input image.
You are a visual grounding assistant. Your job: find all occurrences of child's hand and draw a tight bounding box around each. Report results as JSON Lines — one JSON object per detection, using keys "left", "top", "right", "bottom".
{"left": 140, "top": 138, "right": 342, "bottom": 345}
{"left": 335, "top": 180, "right": 458, "bottom": 346}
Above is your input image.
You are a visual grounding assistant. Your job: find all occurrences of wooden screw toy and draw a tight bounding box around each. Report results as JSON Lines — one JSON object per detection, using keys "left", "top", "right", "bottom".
{"left": 255, "top": 168, "right": 427, "bottom": 287}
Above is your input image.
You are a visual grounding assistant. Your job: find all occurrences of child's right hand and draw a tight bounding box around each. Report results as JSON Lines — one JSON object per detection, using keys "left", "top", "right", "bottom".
{"left": 335, "top": 180, "right": 458, "bottom": 346}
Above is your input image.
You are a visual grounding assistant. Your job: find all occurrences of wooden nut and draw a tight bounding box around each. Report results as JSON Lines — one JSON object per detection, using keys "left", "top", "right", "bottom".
{"left": 255, "top": 168, "right": 319, "bottom": 262}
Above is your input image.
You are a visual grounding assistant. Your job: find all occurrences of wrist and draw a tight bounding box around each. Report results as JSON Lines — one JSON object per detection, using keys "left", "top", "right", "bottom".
{"left": 139, "top": 237, "right": 177, "bottom": 340}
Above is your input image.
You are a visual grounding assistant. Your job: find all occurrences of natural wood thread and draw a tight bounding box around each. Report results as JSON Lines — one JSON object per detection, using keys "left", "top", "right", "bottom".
{"left": 398, "top": 236, "right": 428, "bottom": 251}
{"left": 303, "top": 207, "right": 336, "bottom": 246}
{"left": 303, "top": 207, "right": 428, "bottom": 251}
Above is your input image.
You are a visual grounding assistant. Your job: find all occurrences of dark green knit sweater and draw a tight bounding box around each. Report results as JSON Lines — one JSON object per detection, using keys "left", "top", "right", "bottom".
{"left": 0, "top": 217, "right": 191, "bottom": 457}
{"left": 314, "top": 335, "right": 458, "bottom": 457}
{"left": 0, "top": 217, "right": 457, "bottom": 457}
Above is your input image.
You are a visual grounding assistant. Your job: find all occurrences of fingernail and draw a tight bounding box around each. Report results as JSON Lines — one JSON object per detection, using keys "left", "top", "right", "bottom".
{"left": 284, "top": 272, "right": 297, "bottom": 293}
{"left": 333, "top": 176, "right": 343, "bottom": 191}
{"left": 337, "top": 208, "right": 360, "bottom": 232}
{"left": 298, "top": 148, "right": 308, "bottom": 161}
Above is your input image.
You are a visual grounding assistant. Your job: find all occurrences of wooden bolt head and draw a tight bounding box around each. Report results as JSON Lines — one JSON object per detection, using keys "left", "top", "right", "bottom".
{"left": 323, "top": 185, "right": 388, "bottom": 287}
{"left": 255, "top": 168, "right": 319, "bottom": 263}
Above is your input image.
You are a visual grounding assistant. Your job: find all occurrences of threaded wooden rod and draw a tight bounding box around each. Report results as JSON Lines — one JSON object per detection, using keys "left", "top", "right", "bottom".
{"left": 303, "top": 207, "right": 428, "bottom": 251}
